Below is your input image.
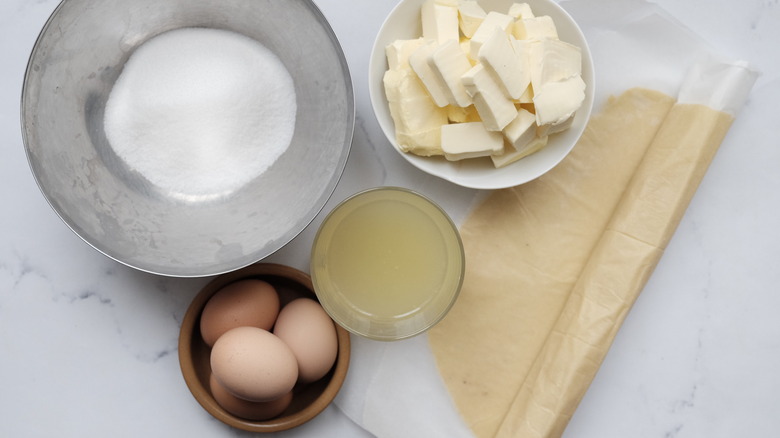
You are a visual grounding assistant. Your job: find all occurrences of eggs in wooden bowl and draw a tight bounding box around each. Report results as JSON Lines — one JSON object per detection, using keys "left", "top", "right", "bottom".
{"left": 178, "top": 263, "right": 350, "bottom": 432}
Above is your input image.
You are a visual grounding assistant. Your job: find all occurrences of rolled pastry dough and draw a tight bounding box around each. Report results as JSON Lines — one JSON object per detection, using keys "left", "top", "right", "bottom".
{"left": 429, "top": 86, "right": 735, "bottom": 437}
{"left": 494, "top": 103, "right": 733, "bottom": 438}
{"left": 428, "top": 88, "right": 676, "bottom": 437}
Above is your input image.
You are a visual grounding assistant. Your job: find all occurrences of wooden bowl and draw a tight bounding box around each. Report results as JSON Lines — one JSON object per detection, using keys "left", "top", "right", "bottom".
{"left": 178, "top": 263, "right": 350, "bottom": 432}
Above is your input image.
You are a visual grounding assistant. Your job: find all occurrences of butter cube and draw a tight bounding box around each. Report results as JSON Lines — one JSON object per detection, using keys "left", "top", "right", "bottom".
{"left": 462, "top": 64, "right": 518, "bottom": 131}
{"left": 508, "top": 3, "right": 535, "bottom": 19}
{"left": 386, "top": 38, "right": 426, "bottom": 70}
{"left": 409, "top": 41, "right": 450, "bottom": 107}
{"left": 533, "top": 75, "right": 586, "bottom": 127}
{"left": 513, "top": 15, "right": 558, "bottom": 40}
{"left": 469, "top": 12, "right": 514, "bottom": 58}
{"left": 441, "top": 122, "right": 504, "bottom": 161}
{"left": 430, "top": 40, "right": 473, "bottom": 107}
{"left": 384, "top": 68, "right": 448, "bottom": 156}
{"left": 421, "top": 0, "right": 459, "bottom": 44}
{"left": 528, "top": 38, "right": 582, "bottom": 91}
{"left": 502, "top": 108, "right": 537, "bottom": 153}
{"left": 458, "top": 1, "right": 486, "bottom": 38}
{"left": 478, "top": 28, "right": 530, "bottom": 100}
{"left": 397, "top": 127, "right": 444, "bottom": 156}
{"left": 536, "top": 112, "right": 575, "bottom": 137}
{"left": 491, "top": 135, "right": 548, "bottom": 168}
{"left": 384, "top": 68, "right": 448, "bottom": 132}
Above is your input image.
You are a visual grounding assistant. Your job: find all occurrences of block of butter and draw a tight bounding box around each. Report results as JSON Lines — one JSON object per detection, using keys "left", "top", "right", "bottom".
{"left": 421, "top": 0, "right": 459, "bottom": 44}
{"left": 458, "top": 1, "right": 486, "bottom": 38}
{"left": 533, "top": 75, "right": 586, "bottom": 128}
{"left": 386, "top": 38, "right": 426, "bottom": 70}
{"left": 491, "top": 135, "right": 547, "bottom": 168}
{"left": 430, "top": 40, "right": 474, "bottom": 107}
{"left": 502, "top": 108, "right": 537, "bottom": 152}
{"left": 513, "top": 15, "right": 558, "bottom": 40}
{"left": 528, "top": 38, "right": 582, "bottom": 91}
{"left": 441, "top": 121, "right": 504, "bottom": 161}
{"left": 383, "top": 47, "right": 449, "bottom": 156}
{"left": 508, "top": 2, "right": 534, "bottom": 19}
{"left": 462, "top": 63, "right": 518, "bottom": 131}
{"left": 478, "top": 27, "right": 530, "bottom": 100}
{"left": 468, "top": 11, "right": 514, "bottom": 59}
{"left": 408, "top": 40, "right": 451, "bottom": 107}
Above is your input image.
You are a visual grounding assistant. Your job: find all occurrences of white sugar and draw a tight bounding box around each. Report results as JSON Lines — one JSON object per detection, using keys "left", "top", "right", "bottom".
{"left": 104, "top": 28, "right": 297, "bottom": 199}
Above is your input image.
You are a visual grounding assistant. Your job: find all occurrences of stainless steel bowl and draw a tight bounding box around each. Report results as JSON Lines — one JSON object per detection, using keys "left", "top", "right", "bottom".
{"left": 21, "top": 0, "right": 354, "bottom": 277}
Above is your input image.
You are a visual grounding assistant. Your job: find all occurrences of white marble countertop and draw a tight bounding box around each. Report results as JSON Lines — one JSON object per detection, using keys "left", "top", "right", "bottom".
{"left": 1, "top": 0, "right": 778, "bottom": 437}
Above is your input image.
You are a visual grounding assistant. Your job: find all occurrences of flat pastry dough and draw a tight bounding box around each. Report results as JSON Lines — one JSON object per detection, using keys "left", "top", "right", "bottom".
{"left": 429, "top": 88, "right": 733, "bottom": 438}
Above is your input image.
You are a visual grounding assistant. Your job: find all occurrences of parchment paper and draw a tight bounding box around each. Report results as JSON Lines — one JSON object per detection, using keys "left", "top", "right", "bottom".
{"left": 333, "top": 1, "right": 758, "bottom": 437}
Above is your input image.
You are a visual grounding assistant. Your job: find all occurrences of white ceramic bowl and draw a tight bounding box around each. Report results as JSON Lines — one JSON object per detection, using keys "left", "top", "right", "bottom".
{"left": 368, "top": 0, "right": 595, "bottom": 189}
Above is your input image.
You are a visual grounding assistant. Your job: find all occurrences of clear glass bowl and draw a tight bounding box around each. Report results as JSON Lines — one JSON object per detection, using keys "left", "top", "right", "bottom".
{"left": 311, "top": 187, "right": 465, "bottom": 341}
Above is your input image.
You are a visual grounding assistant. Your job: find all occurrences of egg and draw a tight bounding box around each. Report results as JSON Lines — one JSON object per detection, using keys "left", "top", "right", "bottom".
{"left": 209, "top": 373, "right": 292, "bottom": 421}
{"left": 210, "top": 326, "right": 298, "bottom": 402}
{"left": 273, "top": 298, "right": 338, "bottom": 383}
{"left": 199, "top": 279, "right": 280, "bottom": 347}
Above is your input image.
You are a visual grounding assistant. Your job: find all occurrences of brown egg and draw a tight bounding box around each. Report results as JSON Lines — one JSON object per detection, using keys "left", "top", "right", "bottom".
{"left": 199, "top": 279, "right": 280, "bottom": 347}
{"left": 273, "top": 298, "right": 338, "bottom": 384}
{"left": 209, "top": 373, "right": 293, "bottom": 421}
{"left": 210, "top": 326, "right": 298, "bottom": 402}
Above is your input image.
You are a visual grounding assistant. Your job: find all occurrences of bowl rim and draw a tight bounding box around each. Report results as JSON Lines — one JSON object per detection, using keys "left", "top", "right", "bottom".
{"left": 368, "top": 0, "right": 596, "bottom": 189}
{"left": 178, "top": 262, "right": 351, "bottom": 432}
{"left": 19, "top": 0, "right": 355, "bottom": 278}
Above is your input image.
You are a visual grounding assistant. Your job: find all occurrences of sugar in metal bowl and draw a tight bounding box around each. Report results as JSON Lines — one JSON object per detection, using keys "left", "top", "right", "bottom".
{"left": 21, "top": 0, "right": 354, "bottom": 277}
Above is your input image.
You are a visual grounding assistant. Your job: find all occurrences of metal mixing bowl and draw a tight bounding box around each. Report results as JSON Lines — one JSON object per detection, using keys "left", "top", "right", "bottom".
{"left": 21, "top": 0, "right": 354, "bottom": 277}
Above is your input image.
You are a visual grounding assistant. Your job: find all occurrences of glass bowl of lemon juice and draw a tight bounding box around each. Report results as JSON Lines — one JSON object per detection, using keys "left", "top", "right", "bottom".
{"left": 311, "top": 187, "right": 465, "bottom": 341}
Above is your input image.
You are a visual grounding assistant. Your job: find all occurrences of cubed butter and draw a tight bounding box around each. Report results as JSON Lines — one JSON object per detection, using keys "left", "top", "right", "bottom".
{"left": 386, "top": 38, "right": 426, "bottom": 70}
{"left": 462, "top": 63, "right": 518, "bottom": 131}
{"left": 384, "top": 68, "right": 448, "bottom": 132}
{"left": 502, "top": 108, "right": 537, "bottom": 153}
{"left": 491, "top": 135, "right": 548, "bottom": 168}
{"left": 468, "top": 11, "right": 514, "bottom": 58}
{"left": 478, "top": 28, "right": 530, "bottom": 100}
{"left": 458, "top": 1, "right": 486, "bottom": 38}
{"left": 537, "top": 111, "right": 575, "bottom": 137}
{"left": 533, "top": 75, "right": 586, "bottom": 127}
{"left": 513, "top": 15, "right": 558, "bottom": 40}
{"left": 421, "top": 0, "right": 459, "bottom": 45}
{"left": 430, "top": 40, "right": 474, "bottom": 107}
{"left": 441, "top": 121, "right": 504, "bottom": 161}
{"left": 508, "top": 3, "right": 535, "bottom": 19}
{"left": 383, "top": 0, "right": 585, "bottom": 162}
{"left": 383, "top": 68, "right": 448, "bottom": 156}
{"left": 528, "top": 38, "right": 582, "bottom": 91}
{"left": 397, "top": 126, "right": 444, "bottom": 156}
{"left": 409, "top": 41, "right": 450, "bottom": 107}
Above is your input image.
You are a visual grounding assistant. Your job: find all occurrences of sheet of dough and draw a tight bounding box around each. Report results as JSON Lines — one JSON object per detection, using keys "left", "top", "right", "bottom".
{"left": 494, "top": 104, "right": 733, "bottom": 437}
{"left": 427, "top": 88, "right": 676, "bottom": 438}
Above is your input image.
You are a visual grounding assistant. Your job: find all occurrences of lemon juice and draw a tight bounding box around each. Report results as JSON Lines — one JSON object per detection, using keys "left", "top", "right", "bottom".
{"left": 311, "top": 187, "right": 464, "bottom": 340}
